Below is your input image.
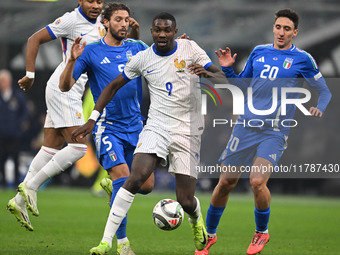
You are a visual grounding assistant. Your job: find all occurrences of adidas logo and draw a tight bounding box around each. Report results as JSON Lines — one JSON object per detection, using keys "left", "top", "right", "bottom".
{"left": 269, "top": 154, "right": 277, "bottom": 161}
{"left": 256, "top": 56, "right": 265, "bottom": 62}
{"left": 100, "top": 57, "right": 111, "bottom": 64}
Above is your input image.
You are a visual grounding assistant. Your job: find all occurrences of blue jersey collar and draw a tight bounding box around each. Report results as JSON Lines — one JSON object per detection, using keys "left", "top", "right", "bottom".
{"left": 152, "top": 41, "right": 177, "bottom": 56}
{"left": 101, "top": 37, "right": 125, "bottom": 47}
{"left": 271, "top": 43, "right": 296, "bottom": 51}
{"left": 78, "top": 6, "right": 97, "bottom": 24}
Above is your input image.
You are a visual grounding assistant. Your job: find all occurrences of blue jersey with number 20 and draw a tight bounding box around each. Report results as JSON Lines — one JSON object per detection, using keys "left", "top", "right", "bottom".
{"left": 222, "top": 44, "right": 331, "bottom": 135}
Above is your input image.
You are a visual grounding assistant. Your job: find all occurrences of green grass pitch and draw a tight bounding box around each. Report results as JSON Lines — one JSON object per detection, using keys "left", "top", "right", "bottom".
{"left": 1, "top": 188, "right": 339, "bottom": 254}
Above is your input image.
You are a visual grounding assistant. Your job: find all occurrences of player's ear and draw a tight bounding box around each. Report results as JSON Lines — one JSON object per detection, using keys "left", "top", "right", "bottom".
{"left": 174, "top": 28, "right": 178, "bottom": 37}
{"left": 293, "top": 29, "right": 299, "bottom": 38}
{"left": 103, "top": 19, "right": 109, "bottom": 30}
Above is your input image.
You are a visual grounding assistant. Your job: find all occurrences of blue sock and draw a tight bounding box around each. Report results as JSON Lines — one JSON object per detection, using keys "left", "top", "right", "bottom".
{"left": 111, "top": 177, "right": 128, "bottom": 240}
{"left": 206, "top": 204, "right": 226, "bottom": 234}
{"left": 254, "top": 206, "right": 270, "bottom": 232}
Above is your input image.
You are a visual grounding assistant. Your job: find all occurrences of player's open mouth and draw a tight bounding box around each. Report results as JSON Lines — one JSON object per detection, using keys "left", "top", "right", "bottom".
{"left": 157, "top": 41, "right": 167, "bottom": 47}
{"left": 89, "top": 11, "right": 99, "bottom": 17}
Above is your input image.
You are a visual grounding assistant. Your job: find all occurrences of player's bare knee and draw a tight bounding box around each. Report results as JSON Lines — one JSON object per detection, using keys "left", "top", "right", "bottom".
{"left": 249, "top": 178, "right": 267, "bottom": 192}
{"left": 218, "top": 177, "right": 238, "bottom": 193}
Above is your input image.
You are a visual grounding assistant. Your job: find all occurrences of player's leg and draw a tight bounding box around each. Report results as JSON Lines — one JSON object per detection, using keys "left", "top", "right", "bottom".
{"left": 200, "top": 126, "right": 257, "bottom": 254}
{"left": 8, "top": 126, "right": 62, "bottom": 229}
{"left": 19, "top": 86, "right": 88, "bottom": 215}
{"left": 19, "top": 126, "right": 87, "bottom": 216}
{"left": 246, "top": 133, "right": 286, "bottom": 255}
{"left": 105, "top": 164, "right": 134, "bottom": 255}
{"left": 90, "top": 153, "right": 159, "bottom": 255}
{"left": 175, "top": 173, "right": 208, "bottom": 251}
{"left": 124, "top": 137, "right": 155, "bottom": 195}
{"left": 196, "top": 167, "right": 242, "bottom": 254}
{"left": 246, "top": 157, "right": 272, "bottom": 255}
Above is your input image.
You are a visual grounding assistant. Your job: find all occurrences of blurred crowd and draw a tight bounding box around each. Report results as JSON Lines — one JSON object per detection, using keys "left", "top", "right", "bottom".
{"left": 0, "top": 69, "right": 44, "bottom": 188}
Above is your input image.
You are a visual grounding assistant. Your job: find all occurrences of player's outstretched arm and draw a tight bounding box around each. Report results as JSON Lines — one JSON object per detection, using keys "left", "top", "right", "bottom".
{"left": 59, "top": 37, "right": 86, "bottom": 92}
{"left": 215, "top": 47, "right": 237, "bottom": 67}
{"left": 127, "top": 17, "right": 140, "bottom": 39}
{"left": 71, "top": 74, "right": 128, "bottom": 142}
{"left": 18, "top": 28, "right": 53, "bottom": 92}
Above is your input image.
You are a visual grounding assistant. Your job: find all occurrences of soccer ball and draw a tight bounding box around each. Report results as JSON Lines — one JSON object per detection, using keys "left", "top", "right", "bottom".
{"left": 152, "top": 199, "right": 184, "bottom": 231}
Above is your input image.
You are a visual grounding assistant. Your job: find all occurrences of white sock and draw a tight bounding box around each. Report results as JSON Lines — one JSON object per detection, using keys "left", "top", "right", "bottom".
{"left": 27, "top": 143, "right": 87, "bottom": 191}
{"left": 117, "top": 237, "right": 129, "bottom": 245}
{"left": 256, "top": 229, "right": 269, "bottom": 234}
{"left": 188, "top": 196, "right": 201, "bottom": 224}
{"left": 208, "top": 233, "right": 216, "bottom": 238}
{"left": 15, "top": 146, "right": 58, "bottom": 205}
{"left": 101, "top": 188, "right": 135, "bottom": 246}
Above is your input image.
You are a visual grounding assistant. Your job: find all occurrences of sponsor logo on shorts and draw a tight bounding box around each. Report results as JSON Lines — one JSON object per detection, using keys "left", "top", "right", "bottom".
{"left": 76, "top": 112, "right": 82, "bottom": 119}
{"left": 269, "top": 154, "right": 277, "bottom": 161}
{"left": 221, "top": 150, "right": 227, "bottom": 160}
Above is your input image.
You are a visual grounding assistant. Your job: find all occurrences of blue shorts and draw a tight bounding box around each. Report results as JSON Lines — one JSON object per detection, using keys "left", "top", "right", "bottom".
{"left": 219, "top": 125, "right": 287, "bottom": 167}
{"left": 94, "top": 127, "right": 142, "bottom": 171}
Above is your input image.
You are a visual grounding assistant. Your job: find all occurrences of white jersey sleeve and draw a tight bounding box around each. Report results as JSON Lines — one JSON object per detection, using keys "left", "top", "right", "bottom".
{"left": 190, "top": 40, "right": 212, "bottom": 68}
{"left": 122, "top": 51, "right": 144, "bottom": 80}
{"left": 46, "top": 11, "right": 75, "bottom": 39}
{"left": 45, "top": 7, "right": 105, "bottom": 100}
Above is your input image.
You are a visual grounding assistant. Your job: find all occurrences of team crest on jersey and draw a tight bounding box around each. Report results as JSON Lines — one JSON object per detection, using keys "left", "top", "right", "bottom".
{"left": 76, "top": 112, "right": 82, "bottom": 119}
{"left": 99, "top": 27, "right": 106, "bottom": 37}
{"left": 109, "top": 150, "right": 117, "bottom": 162}
{"left": 174, "top": 58, "right": 186, "bottom": 73}
{"left": 283, "top": 58, "right": 294, "bottom": 69}
{"left": 54, "top": 19, "right": 61, "bottom": 25}
{"left": 126, "top": 50, "right": 133, "bottom": 61}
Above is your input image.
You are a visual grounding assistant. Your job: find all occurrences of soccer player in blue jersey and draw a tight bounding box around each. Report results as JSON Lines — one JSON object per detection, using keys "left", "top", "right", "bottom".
{"left": 59, "top": 3, "right": 154, "bottom": 255}
{"left": 197, "top": 9, "right": 332, "bottom": 255}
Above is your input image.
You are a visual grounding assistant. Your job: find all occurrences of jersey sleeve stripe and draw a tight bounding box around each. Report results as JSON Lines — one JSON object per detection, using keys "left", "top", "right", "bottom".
{"left": 122, "top": 71, "right": 131, "bottom": 82}
{"left": 46, "top": 25, "right": 57, "bottom": 40}
{"left": 296, "top": 48, "right": 318, "bottom": 69}
{"left": 204, "top": 62, "right": 213, "bottom": 70}
{"left": 125, "top": 39, "right": 149, "bottom": 48}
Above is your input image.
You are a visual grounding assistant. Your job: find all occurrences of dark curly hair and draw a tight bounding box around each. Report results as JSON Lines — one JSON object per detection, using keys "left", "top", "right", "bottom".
{"left": 275, "top": 9, "right": 299, "bottom": 29}
{"left": 101, "top": 2, "right": 130, "bottom": 25}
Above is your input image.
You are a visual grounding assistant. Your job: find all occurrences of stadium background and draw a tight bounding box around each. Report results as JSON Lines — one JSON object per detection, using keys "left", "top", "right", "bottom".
{"left": 0, "top": 0, "right": 339, "bottom": 196}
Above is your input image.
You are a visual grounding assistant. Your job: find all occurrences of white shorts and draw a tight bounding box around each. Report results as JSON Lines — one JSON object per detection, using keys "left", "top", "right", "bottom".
{"left": 44, "top": 86, "right": 84, "bottom": 129}
{"left": 134, "top": 125, "right": 201, "bottom": 179}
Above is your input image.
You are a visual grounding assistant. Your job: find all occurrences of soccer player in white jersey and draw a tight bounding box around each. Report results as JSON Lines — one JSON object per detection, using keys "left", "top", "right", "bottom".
{"left": 6, "top": 0, "right": 140, "bottom": 232}
{"left": 72, "top": 12, "right": 225, "bottom": 253}
{"left": 197, "top": 9, "right": 332, "bottom": 255}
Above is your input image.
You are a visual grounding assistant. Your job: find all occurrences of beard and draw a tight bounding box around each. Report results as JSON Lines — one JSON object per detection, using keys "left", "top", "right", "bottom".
{"left": 109, "top": 29, "right": 127, "bottom": 41}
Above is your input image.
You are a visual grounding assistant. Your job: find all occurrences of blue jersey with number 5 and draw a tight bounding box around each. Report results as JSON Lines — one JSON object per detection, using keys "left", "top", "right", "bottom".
{"left": 73, "top": 38, "right": 148, "bottom": 132}
{"left": 222, "top": 44, "right": 331, "bottom": 135}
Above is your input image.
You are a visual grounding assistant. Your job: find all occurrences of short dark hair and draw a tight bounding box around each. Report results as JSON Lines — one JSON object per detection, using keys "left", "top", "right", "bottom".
{"left": 152, "top": 12, "right": 176, "bottom": 28}
{"left": 101, "top": 2, "right": 130, "bottom": 24}
{"left": 275, "top": 8, "right": 299, "bottom": 29}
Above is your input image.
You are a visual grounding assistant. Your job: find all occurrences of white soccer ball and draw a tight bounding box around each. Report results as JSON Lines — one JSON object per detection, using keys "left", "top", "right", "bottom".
{"left": 152, "top": 199, "right": 184, "bottom": 231}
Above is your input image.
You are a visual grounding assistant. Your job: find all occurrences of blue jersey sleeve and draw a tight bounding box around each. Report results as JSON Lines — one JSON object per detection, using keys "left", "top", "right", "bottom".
{"left": 300, "top": 54, "right": 332, "bottom": 113}
{"left": 72, "top": 47, "right": 90, "bottom": 81}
